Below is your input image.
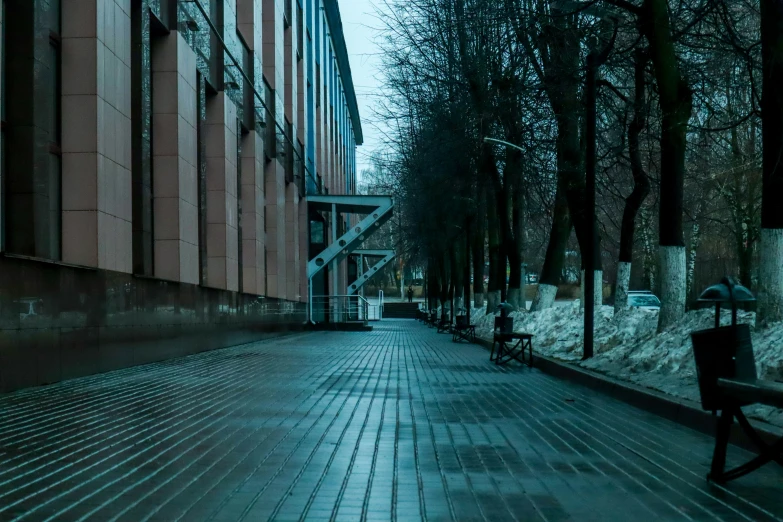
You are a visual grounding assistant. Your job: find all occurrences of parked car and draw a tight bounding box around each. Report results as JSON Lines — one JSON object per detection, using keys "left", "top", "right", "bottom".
{"left": 627, "top": 291, "right": 661, "bottom": 310}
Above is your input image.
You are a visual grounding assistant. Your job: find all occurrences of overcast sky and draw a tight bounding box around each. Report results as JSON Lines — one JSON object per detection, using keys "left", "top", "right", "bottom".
{"left": 338, "top": 0, "right": 387, "bottom": 182}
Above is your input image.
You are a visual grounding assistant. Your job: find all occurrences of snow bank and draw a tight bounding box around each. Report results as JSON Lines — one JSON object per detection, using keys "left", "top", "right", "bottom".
{"left": 469, "top": 303, "right": 783, "bottom": 429}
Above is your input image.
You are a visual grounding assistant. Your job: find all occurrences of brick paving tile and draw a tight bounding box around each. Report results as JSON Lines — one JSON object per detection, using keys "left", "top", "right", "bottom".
{"left": 1, "top": 320, "right": 783, "bottom": 521}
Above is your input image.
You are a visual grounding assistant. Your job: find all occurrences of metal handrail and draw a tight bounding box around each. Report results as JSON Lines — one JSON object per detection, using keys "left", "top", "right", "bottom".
{"left": 311, "top": 295, "right": 381, "bottom": 322}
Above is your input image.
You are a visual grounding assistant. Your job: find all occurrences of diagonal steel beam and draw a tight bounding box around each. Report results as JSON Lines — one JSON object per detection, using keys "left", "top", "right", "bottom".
{"left": 347, "top": 250, "right": 395, "bottom": 295}
{"left": 307, "top": 195, "right": 394, "bottom": 279}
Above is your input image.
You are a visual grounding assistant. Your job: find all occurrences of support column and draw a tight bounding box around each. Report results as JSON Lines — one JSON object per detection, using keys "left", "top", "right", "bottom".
{"left": 205, "top": 92, "right": 239, "bottom": 291}
{"left": 286, "top": 183, "right": 301, "bottom": 300}
{"left": 150, "top": 32, "right": 199, "bottom": 284}
{"left": 298, "top": 190, "right": 309, "bottom": 302}
{"left": 264, "top": 160, "right": 287, "bottom": 298}
{"left": 240, "top": 131, "right": 266, "bottom": 295}
{"left": 61, "top": 0, "right": 132, "bottom": 271}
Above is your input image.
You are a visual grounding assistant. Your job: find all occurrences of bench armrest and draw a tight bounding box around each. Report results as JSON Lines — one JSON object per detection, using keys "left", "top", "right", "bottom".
{"left": 717, "top": 378, "right": 783, "bottom": 409}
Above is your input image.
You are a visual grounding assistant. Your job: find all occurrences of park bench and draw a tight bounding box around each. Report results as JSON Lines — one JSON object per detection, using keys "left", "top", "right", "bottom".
{"left": 436, "top": 314, "right": 452, "bottom": 333}
{"left": 451, "top": 314, "right": 476, "bottom": 343}
{"left": 427, "top": 310, "right": 438, "bottom": 327}
{"left": 691, "top": 323, "right": 783, "bottom": 484}
{"left": 490, "top": 316, "right": 533, "bottom": 367}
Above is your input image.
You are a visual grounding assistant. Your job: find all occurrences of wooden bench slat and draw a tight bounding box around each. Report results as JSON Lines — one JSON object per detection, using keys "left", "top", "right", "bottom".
{"left": 717, "top": 378, "right": 783, "bottom": 409}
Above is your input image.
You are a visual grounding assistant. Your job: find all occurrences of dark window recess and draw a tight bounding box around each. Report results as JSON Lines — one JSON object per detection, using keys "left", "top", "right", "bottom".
{"left": 284, "top": 0, "right": 292, "bottom": 29}
{"left": 236, "top": 118, "right": 243, "bottom": 293}
{"left": 316, "top": 65, "right": 320, "bottom": 108}
{"left": 0, "top": 0, "right": 5, "bottom": 251}
{"left": 297, "top": 3, "right": 303, "bottom": 60}
{"left": 296, "top": 139, "right": 305, "bottom": 194}
{"left": 3, "top": 0, "right": 62, "bottom": 260}
{"left": 241, "top": 41, "right": 254, "bottom": 132}
{"left": 131, "top": 0, "right": 154, "bottom": 275}
{"left": 197, "top": 73, "right": 208, "bottom": 285}
{"left": 264, "top": 80, "right": 276, "bottom": 161}
{"left": 284, "top": 118, "right": 294, "bottom": 184}
{"left": 310, "top": 220, "right": 324, "bottom": 245}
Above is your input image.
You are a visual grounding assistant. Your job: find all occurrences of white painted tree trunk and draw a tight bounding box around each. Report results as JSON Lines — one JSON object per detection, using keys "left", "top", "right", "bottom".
{"left": 658, "top": 246, "right": 686, "bottom": 332}
{"left": 455, "top": 296, "right": 464, "bottom": 312}
{"left": 474, "top": 292, "right": 485, "bottom": 309}
{"left": 757, "top": 228, "right": 783, "bottom": 327}
{"left": 507, "top": 287, "right": 522, "bottom": 310}
{"left": 531, "top": 284, "right": 557, "bottom": 311}
{"left": 641, "top": 208, "right": 656, "bottom": 290}
{"left": 614, "top": 262, "right": 631, "bottom": 314}
{"left": 486, "top": 291, "right": 500, "bottom": 314}
{"left": 580, "top": 270, "right": 603, "bottom": 309}
{"left": 686, "top": 208, "right": 702, "bottom": 299}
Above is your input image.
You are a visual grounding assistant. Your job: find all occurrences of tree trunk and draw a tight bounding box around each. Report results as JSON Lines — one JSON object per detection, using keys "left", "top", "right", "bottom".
{"left": 465, "top": 222, "right": 472, "bottom": 322}
{"left": 487, "top": 184, "right": 502, "bottom": 313}
{"left": 758, "top": 0, "right": 783, "bottom": 326}
{"left": 472, "top": 214, "right": 486, "bottom": 309}
{"left": 471, "top": 187, "right": 486, "bottom": 308}
{"left": 452, "top": 242, "right": 465, "bottom": 312}
{"left": 738, "top": 241, "right": 753, "bottom": 289}
{"left": 439, "top": 254, "right": 450, "bottom": 320}
{"left": 686, "top": 216, "right": 701, "bottom": 303}
{"left": 641, "top": 207, "right": 657, "bottom": 291}
{"left": 532, "top": 180, "right": 571, "bottom": 311}
{"left": 506, "top": 151, "right": 526, "bottom": 310}
{"left": 642, "top": 0, "right": 693, "bottom": 331}
{"left": 615, "top": 49, "right": 651, "bottom": 315}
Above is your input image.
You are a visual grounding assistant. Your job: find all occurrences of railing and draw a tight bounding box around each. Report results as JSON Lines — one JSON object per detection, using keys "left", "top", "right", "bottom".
{"left": 311, "top": 295, "right": 380, "bottom": 323}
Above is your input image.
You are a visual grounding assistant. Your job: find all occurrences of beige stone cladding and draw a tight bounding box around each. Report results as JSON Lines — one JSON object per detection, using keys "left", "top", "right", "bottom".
{"left": 151, "top": 33, "right": 199, "bottom": 284}
{"left": 240, "top": 131, "right": 266, "bottom": 296}
{"left": 62, "top": 0, "right": 132, "bottom": 272}
{"left": 205, "top": 93, "right": 240, "bottom": 292}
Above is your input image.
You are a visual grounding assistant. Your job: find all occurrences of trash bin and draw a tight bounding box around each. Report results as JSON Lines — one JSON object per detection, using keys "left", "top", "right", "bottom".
{"left": 690, "top": 277, "right": 757, "bottom": 412}
{"left": 455, "top": 314, "right": 468, "bottom": 328}
{"left": 494, "top": 316, "right": 513, "bottom": 336}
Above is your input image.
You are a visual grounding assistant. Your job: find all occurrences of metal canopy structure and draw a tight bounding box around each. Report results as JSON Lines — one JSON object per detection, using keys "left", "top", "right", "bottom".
{"left": 307, "top": 195, "right": 394, "bottom": 324}
{"left": 347, "top": 250, "right": 395, "bottom": 295}
{"left": 307, "top": 195, "right": 394, "bottom": 280}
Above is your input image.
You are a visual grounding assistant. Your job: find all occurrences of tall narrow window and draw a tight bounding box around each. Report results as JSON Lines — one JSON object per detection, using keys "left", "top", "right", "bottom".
{"left": 0, "top": 0, "right": 6, "bottom": 251}
{"left": 47, "top": 28, "right": 62, "bottom": 259}
{"left": 4, "top": 0, "right": 61, "bottom": 259}
{"left": 197, "top": 73, "right": 208, "bottom": 285}
{"left": 131, "top": 0, "right": 154, "bottom": 275}
{"left": 296, "top": 3, "right": 303, "bottom": 60}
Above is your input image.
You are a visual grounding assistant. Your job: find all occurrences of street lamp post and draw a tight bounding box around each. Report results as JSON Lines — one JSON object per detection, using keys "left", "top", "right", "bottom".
{"left": 482, "top": 137, "right": 524, "bottom": 320}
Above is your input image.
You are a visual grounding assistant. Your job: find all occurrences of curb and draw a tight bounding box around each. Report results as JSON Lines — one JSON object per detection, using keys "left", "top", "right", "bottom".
{"left": 471, "top": 337, "right": 782, "bottom": 452}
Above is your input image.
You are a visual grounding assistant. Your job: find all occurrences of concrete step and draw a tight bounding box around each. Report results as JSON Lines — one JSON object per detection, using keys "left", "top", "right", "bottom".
{"left": 383, "top": 302, "right": 420, "bottom": 319}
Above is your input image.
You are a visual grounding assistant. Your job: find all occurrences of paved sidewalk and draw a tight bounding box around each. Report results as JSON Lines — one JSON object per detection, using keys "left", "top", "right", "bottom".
{"left": 0, "top": 321, "right": 781, "bottom": 521}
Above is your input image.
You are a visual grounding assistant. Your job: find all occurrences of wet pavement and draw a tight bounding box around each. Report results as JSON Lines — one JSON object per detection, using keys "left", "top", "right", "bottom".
{"left": 0, "top": 320, "right": 782, "bottom": 521}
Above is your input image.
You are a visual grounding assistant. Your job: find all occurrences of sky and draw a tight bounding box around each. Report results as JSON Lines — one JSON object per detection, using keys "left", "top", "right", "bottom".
{"left": 337, "top": 0, "right": 387, "bottom": 183}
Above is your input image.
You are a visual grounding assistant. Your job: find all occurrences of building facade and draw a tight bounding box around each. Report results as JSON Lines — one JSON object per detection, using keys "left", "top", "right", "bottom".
{"left": 0, "top": 0, "right": 362, "bottom": 391}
